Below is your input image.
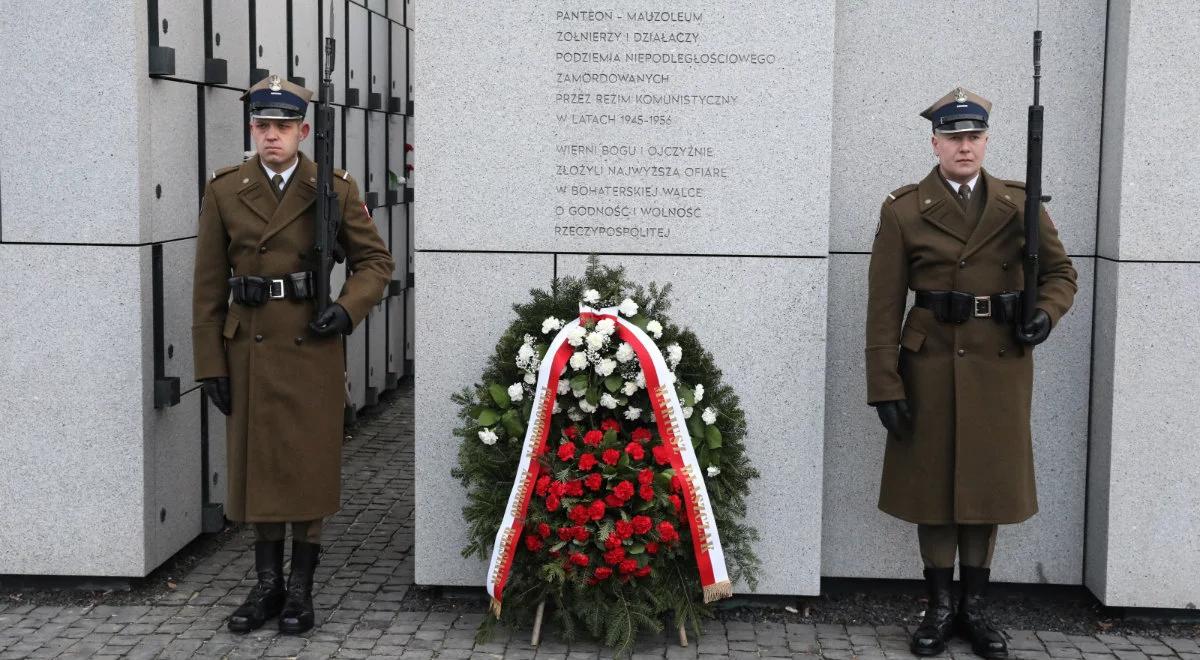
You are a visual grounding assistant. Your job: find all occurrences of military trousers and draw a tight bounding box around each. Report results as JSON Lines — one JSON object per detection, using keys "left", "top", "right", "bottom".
{"left": 917, "top": 523, "right": 997, "bottom": 569}
{"left": 255, "top": 519, "right": 323, "bottom": 544}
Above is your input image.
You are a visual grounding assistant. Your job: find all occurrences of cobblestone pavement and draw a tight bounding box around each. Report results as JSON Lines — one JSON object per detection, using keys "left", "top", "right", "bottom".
{"left": 1, "top": 383, "right": 1196, "bottom": 659}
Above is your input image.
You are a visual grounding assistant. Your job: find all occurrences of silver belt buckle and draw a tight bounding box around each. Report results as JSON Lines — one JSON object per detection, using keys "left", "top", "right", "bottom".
{"left": 268, "top": 278, "right": 286, "bottom": 300}
{"left": 974, "top": 295, "right": 992, "bottom": 318}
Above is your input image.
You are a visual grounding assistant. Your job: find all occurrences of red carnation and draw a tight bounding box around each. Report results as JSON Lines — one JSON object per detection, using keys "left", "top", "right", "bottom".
{"left": 563, "top": 425, "right": 579, "bottom": 440}
{"left": 600, "top": 419, "right": 620, "bottom": 432}
{"left": 557, "top": 526, "right": 575, "bottom": 542}
{"left": 602, "top": 449, "right": 621, "bottom": 465}
{"left": 639, "top": 484, "right": 655, "bottom": 501}
{"left": 583, "top": 430, "right": 604, "bottom": 447}
{"left": 604, "top": 547, "right": 626, "bottom": 565}
{"left": 624, "top": 442, "right": 645, "bottom": 461}
{"left": 584, "top": 473, "right": 603, "bottom": 491}
{"left": 569, "top": 552, "right": 590, "bottom": 567}
{"left": 572, "top": 525, "right": 589, "bottom": 542}
{"left": 658, "top": 521, "right": 680, "bottom": 543}
{"left": 671, "top": 475, "right": 683, "bottom": 493}
{"left": 631, "top": 515, "right": 653, "bottom": 535}
{"left": 594, "top": 566, "right": 613, "bottom": 580}
{"left": 588, "top": 499, "right": 606, "bottom": 521}
{"left": 605, "top": 493, "right": 625, "bottom": 508}
{"left": 565, "top": 480, "right": 584, "bottom": 497}
{"left": 619, "top": 558, "right": 639, "bottom": 575}
{"left": 637, "top": 468, "right": 655, "bottom": 486}
{"left": 578, "top": 453, "right": 597, "bottom": 471}
{"left": 632, "top": 427, "right": 652, "bottom": 443}
{"left": 549, "top": 480, "right": 566, "bottom": 497}
{"left": 604, "top": 534, "right": 623, "bottom": 550}
{"left": 636, "top": 565, "right": 652, "bottom": 578}
{"left": 613, "top": 480, "right": 634, "bottom": 501}
{"left": 537, "top": 522, "right": 551, "bottom": 538}
{"left": 669, "top": 494, "right": 681, "bottom": 513}
{"left": 652, "top": 444, "right": 673, "bottom": 465}
{"left": 535, "top": 475, "right": 551, "bottom": 496}
{"left": 525, "top": 535, "right": 543, "bottom": 552}
{"left": 568, "top": 504, "right": 590, "bottom": 525}
{"left": 615, "top": 520, "right": 634, "bottom": 540}
{"left": 645, "top": 541, "right": 659, "bottom": 554}
{"left": 546, "top": 493, "right": 560, "bottom": 512}
{"left": 557, "top": 442, "right": 576, "bottom": 462}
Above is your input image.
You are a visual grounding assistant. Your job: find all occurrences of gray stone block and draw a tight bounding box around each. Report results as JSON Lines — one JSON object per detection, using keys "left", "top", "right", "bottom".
{"left": 156, "top": 0, "right": 206, "bottom": 83}
{"left": 821, "top": 254, "right": 1092, "bottom": 583}
{"left": 371, "top": 12, "right": 390, "bottom": 101}
{"left": 1097, "top": 1, "right": 1200, "bottom": 261}
{"left": 369, "top": 111, "right": 388, "bottom": 197}
{"left": 211, "top": 0, "right": 250, "bottom": 89}
{"left": 203, "top": 86, "right": 247, "bottom": 179}
{"left": 253, "top": 0, "right": 288, "bottom": 78}
{"left": 388, "top": 114, "right": 408, "bottom": 197}
{"left": 416, "top": 3, "right": 835, "bottom": 256}
{"left": 828, "top": 1, "right": 1105, "bottom": 254}
{"left": 163, "top": 239, "right": 197, "bottom": 393}
{"left": 146, "top": 79, "right": 200, "bottom": 243}
{"left": 368, "top": 298, "right": 388, "bottom": 399}
{"left": 347, "top": 2, "right": 371, "bottom": 104}
{"left": 391, "top": 24, "right": 409, "bottom": 109}
{"left": 346, "top": 107, "right": 368, "bottom": 184}
{"left": 1086, "top": 261, "right": 1200, "bottom": 608}
{"left": 291, "top": 0, "right": 320, "bottom": 86}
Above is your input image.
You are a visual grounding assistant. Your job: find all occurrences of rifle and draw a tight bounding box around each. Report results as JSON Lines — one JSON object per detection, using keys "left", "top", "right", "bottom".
{"left": 313, "top": 2, "right": 344, "bottom": 323}
{"left": 1021, "top": 29, "right": 1049, "bottom": 327}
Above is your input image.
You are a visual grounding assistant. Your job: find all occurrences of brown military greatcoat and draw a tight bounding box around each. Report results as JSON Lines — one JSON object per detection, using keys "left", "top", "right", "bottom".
{"left": 866, "top": 167, "right": 1077, "bottom": 525}
{"left": 192, "top": 153, "right": 393, "bottom": 522}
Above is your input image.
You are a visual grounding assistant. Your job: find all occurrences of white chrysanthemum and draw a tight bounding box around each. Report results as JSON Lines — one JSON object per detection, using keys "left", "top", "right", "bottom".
{"left": 702, "top": 406, "right": 717, "bottom": 425}
{"left": 572, "top": 387, "right": 587, "bottom": 398}
{"left": 596, "top": 358, "right": 617, "bottom": 377}
{"left": 524, "top": 373, "right": 536, "bottom": 385}
{"left": 666, "top": 343, "right": 682, "bottom": 368}
{"left": 568, "top": 407, "right": 585, "bottom": 421}
{"left": 595, "top": 318, "right": 616, "bottom": 336}
{"left": 570, "top": 351, "right": 588, "bottom": 370}
{"left": 707, "top": 465, "right": 721, "bottom": 478}
{"left": 579, "top": 399, "right": 598, "bottom": 413}
{"left": 582, "top": 289, "right": 600, "bottom": 304}
{"left": 635, "top": 371, "right": 646, "bottom": 389}
{"left": 618, "top": 298, "right": 639, "bottom": 317}
{"left": 565, "top": 325, "right": 587, "bottom": 347}
{"left": 682, "top": 406, "right": 694, "bottom": 419}
{"left": 694, "top": 383, "right": 704, "bottom": 403}
{"left": 523, "top": 333, "right": 536, "bottom": 345}
{"left": 646, "top": 319, "right": 663, "bottom": 339}
{"left": 516, "top": 343, "right": 535, "bottom": 368}
{"left": 624, "top": 407, "right": 642, "bottom": 420}
{"left": 585, "top": 332, "right": 606, "bottom": 351}
{"left": 552, "top": 400, "right": 562, "bottom": 414}
{"left": 622, "top": 381, "right": 638, "bottom": 396}
{"left": 599, "top": 393, "right": 618, "bottom": 409}
{"left": 557, "top": 379, "right": 571, "bottom": 395}
{"left": 615, "top": 342, "right": 635, "bottom": 363}
{"left": 542, "top": 316, "right": 563, "bottom": 334}
{"left": 478, "top": 428, "right": 498, "bottom": 445}
{"left": 507, "top": 383, "right": 524, "bottom": 402}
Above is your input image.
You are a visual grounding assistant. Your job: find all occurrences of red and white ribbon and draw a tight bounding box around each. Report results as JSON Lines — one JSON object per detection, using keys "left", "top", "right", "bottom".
{"left": 486, "top": 306, "right": 731, "bottom": 615}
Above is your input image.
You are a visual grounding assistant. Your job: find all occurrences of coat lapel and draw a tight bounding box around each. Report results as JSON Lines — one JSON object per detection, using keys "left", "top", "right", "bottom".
{"left": 917, "top": 167, "right": 971, "bottom": 244}
{"left": 961, "top": 169, "right": 1018, "bottom": 260}
{"left": 261, "top": 154, "right": 318, "bottom": 244}
{"left": 236, "top": 156, "right": 277, "bottom": 223}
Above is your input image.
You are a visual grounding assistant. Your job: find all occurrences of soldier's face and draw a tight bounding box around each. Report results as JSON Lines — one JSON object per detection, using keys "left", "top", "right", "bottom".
{"left": 931, "top": 131, "right": 988, "bottom": 182}
{"left": 250, "top": 119, "right": 310, "bottom": 169}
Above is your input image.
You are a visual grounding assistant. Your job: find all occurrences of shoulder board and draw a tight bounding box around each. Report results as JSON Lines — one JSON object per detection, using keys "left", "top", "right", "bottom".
{"left": 1003, "top": 180, "right": 1027, "bottom": 189}
{"left": 886, "top": 184, "right": 918, "bottom": 203}
{"left": 334, "top": 169, "right": 351, "bottom": 181}
{"left": 210, "top": 164, "right": 239, "bottom": 181}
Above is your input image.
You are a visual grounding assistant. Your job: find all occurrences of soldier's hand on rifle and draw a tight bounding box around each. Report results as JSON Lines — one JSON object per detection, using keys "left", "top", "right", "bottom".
{"left": 309, "top": 303, "right": 352, "bottom": 337}
{"left": 201, "top": 377, "right": 232, "bottom": 416}
{"left": 874, "top": 399, "right": 913, "bottom": 442}
{"left": 1015, "top": 309, "right": 1052, "bottom": 346}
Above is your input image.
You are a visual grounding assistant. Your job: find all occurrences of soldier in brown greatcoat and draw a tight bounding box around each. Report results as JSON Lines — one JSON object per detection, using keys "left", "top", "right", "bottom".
{"left": 192, "top": 75, "right": 393, "bottom": 634}
{"left": 866, "top": 88, "right": 1077, "bottom": 658}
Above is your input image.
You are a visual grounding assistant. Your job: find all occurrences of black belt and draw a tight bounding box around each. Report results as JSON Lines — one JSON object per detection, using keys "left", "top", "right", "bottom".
{"left": 228, "top": 272, "right": 315, "bottom": 306}
{"left": 914, "top": 290, "right": 1022, "bottom": 325}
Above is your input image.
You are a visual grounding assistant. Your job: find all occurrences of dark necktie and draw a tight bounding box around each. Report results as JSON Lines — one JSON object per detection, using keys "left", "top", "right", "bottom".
{"left": 271, "top": 174, "right": 284, "bottom": 199}
{"left": 958, "top": 184, "right": 971, "bottom": 203}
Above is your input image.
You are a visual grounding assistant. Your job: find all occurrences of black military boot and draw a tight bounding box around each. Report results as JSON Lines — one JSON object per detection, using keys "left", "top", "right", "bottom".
{"left": 279, "top": 540, "right": 321, "bottom": 634}
{"left": 956, "top": 565, "right": 1008, "bottom": 658}
{"left": 910, "top": 567, "right": 955, "bottom": 655}
{"left": 227, "top": 541, "right": 285, "bottom": 633}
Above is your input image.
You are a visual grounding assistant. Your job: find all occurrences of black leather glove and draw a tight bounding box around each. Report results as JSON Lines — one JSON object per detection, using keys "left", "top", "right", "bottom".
{"left": 309, "top": 303, "right": 353, "bottom": 337}
{"left": 201, "top": 377, "right": 232, "bottom": 416}
{"left": 874, "top": 399, "right": 913, "bottom": 442}
{"left": 1015, "top": 309, "right": 1052, "bottom": 346}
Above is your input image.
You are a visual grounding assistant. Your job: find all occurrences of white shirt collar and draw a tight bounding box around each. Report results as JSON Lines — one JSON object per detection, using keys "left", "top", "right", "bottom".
{"left": 261, "top": 157, "right": 299, "bottom": 189}
{"left": 945, "top": 172, "right": 980, "bottom": 194}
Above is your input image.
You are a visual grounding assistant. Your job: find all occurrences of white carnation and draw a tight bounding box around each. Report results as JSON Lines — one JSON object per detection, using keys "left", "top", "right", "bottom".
{"left": 694, "top": 383, "right": 704, "bottom": 403}
{"left": 599, "top": 393, "right": 618, "bottom": 409}
{"left": 552, "top": 400, "right": 562, "bottom": 414}
{"left": 682, "top": 406, "right": 694, "bottom": 419}
{"left": 570, "top": 351, "right": 588, "bottom": 370}
{"left": 572, "top": 387, "right": 587, "bottom": 398}
{"left": 579, "top": 399, "right": 598, "bottom": 413}
{"left": 666, "top": 343, "right": 682, "bottom": 368}
{"left": 557, "top": 379, "right": 570, "bottom": 395}
{"left": 524, "top": 373, "right": 536, "bottom": 385}
{"left": 507, "top": 383, "right": 524, "bottom": 402}
{"left": 615, "top": 342, "right": 635, "bottom": 363}
{"left": 585, "top": 332, "right": 606, "bottom": 351}
{"left": 646, "top": 319, "right": 663, "bottom": 339}
{"left": 707, "top": 465, "right": 721, "bottom": 478}
{"left": 478, "top": 428, "right": 498, "bottom": 445}
{"left": 624, "top": 407, "right": 642, "bottom": 420}
{"left": 516, "top": 343, "right": 535, "bottom": 369}
{"left": 635, "top": 371, "right": 646, "bottom": 389}
{"left": 582, "top": 289, "right": 600, "bottom": 304}
{"left": 595, "top": 318, "right": 616, "bottom": 336}
{"left": 541, "top": 316, "right": 563, "bottom": 334}
{"left": 565, "top": 326, "right": 587, "bottom": 347}
{"left": 596, "top": 358, "right": 617, "bottom": 377}
{"left": 568, "top": 407, "right": 584, "bottom": 421}
{"left": 702, "top": 406, "right": 717, "bottom": 425}
{"left": 618, "top": 298, "right": 639, "bottom": 317}
{"left": 622, "top": 381, "right": 638, "bottom": 396}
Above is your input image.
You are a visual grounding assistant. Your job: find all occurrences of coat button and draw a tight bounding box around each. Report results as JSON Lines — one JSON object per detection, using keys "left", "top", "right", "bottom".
{"left": 959, "top": 260, "right": 967, "bottom": 269}
{"left": 1002, "top": 262, "right": 1010, "bottom": 270}
{"left": 254, "top": 334, "right": 264, "bottom": 343}
{"left": 998, "top": 347, "right": 1007, "bottom": 357}
{"left": 294, "top": 337, "right": 304, "bottom": 345}
{"left": 258, "top": 245, "right": 268, "bottom": 254}
{"left": 957, "top": 348, "right": 966, "bottom": 357}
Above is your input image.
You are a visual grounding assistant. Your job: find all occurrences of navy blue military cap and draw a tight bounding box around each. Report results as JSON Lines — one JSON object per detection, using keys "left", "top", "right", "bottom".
{"left": 241, "top": 74, "right": 313, "bottom": 120}
{"left": 920, "top": 87, "right": 992, "bottom": 134}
